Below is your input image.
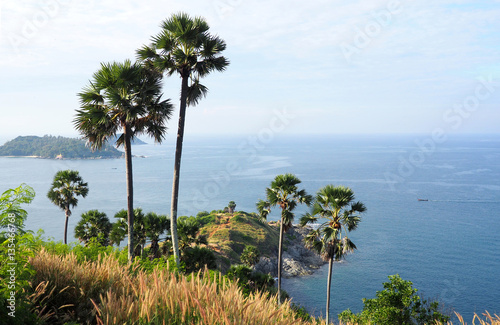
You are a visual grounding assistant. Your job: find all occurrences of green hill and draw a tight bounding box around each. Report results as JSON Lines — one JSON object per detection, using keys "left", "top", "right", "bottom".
{"left": 0, "top": 135, "right": 122, "bottom": 159}
{"left": 198, "top": 211, "right": 280, "bottom": 270}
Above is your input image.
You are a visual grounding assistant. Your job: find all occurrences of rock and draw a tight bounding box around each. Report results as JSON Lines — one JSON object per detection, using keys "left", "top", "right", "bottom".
{"left": 253, "top": 225, "right": 326, "bottom": 278}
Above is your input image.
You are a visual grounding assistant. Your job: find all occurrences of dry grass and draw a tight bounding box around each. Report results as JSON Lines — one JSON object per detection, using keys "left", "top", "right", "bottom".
{"left": 29, "top": 248, "right": 324, "bottom": 325}
{"left": 28, "top": 249, "right": 499, "bottom": 325}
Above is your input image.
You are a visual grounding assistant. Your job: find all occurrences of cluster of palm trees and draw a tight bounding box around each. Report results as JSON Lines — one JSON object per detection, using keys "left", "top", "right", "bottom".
{"left": 73, "top": 12, "right": 229, "bottom": 262}
{"left": 257, "top": 173, "right": 366, "bottom": 324}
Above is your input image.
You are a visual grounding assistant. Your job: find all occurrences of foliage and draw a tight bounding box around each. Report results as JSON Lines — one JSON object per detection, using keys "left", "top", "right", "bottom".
{"left": 241, "top": 245, "right": 260, "bottom": 267}
{"left": 257, "top": 173, "right": 312, "bottom": 304}
{"left": 301, "top": 184, "right": 366, "bottom": 324}
{"left": 0, "top": 184, "right": 37, "bottom": 324}
{"left": 137, "top": 12, "right": 229, "bottom": 266}
{"left": 227, "top": 201, "right": 236, "bottom": 213}
{"left": 0, "top": 183, "right": 35, "bottom": 232}
{"left": 181, "top": 246, "right": 217, "bottom": 274}
{"left": 0, "top": 135, "right": 122, "bottom": 159}
{"left": 197, "top": 211, "right": 279, "bottom": 270}
{"left": 177, "top": 216, "right": 207, "bottom": 251}
{"left": 47, "top": 170, "right": 89, "bottom": 244}
{"left": 74, "top": 210, "right": 112, "bottom": 246}
{"left": 29, "top": 248, "right": 319, "bottom": 325}
{"left": 338, "top": 274, "right": 450, "bottom": 325}
{"left": 225, "top": 265, "right": 275, "bottom": 297}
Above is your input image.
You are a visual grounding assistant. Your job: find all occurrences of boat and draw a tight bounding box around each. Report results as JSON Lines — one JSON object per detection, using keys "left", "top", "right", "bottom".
{"left": 417, "top": 198, "right": 429, "bottom": 201}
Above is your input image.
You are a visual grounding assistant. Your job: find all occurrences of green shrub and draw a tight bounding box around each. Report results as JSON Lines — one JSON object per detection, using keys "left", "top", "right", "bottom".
{"left": 182, "top": 246, "right": 217, "bottom": 274}
{"left": 338, "top": 274, "right": 450, "bottom": 325}
{"left": 241, "top": 245, "right": 260, "bottom": 267}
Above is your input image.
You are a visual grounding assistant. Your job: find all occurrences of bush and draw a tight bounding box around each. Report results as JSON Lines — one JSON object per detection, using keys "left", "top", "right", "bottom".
{"left": 226, "top": 265, "right": 275, "bottom": 297}
{"left": 338, "top": 274, "right": 450, "bottom": 325}
{"left": 241, "top": 245, "right": 260, "bottom": 267}
{"left": 182, "top": 246, "right": 217, "bottom": 274}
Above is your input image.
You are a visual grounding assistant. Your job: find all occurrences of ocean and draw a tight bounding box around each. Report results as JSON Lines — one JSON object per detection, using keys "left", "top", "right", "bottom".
{"left": 1, "top": 134, "right": 499, "bottom": 321}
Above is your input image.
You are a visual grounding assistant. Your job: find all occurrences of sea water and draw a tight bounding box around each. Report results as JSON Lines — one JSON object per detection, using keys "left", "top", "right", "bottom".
{"left": 1, "top": 134, "right": 499, "bottom": 321}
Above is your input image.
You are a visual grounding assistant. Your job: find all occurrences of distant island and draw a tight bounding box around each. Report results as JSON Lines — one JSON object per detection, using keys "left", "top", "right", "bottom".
{"left": 0, "top": 135, "right": 123, "bottom": 159}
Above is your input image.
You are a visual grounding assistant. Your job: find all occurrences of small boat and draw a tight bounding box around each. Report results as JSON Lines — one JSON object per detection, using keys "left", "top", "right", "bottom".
{"left": 417, "top": 198, "right": 428, "bottom": 201}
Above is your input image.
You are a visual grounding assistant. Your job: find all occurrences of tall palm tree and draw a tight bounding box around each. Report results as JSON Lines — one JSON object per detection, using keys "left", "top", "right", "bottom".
{"left": 47, "top": 170, "right": 89, "bottom": 244}
{"left": 300, "top": 185, "right": 366, "bottom": 324}
{"left": 137, "top": 12, "right": 229, "bottom": 265}
{"left": 74, "top": 60, "right": 173, "bottom": 261}
{"left": 256, "top": 173, "right": 312, "bottom": 304}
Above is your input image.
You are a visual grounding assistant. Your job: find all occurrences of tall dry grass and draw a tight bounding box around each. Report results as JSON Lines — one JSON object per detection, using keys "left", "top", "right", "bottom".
{"left": 29, "top": 249, "right": 499, "bottom": 325}
{"left": 29, "top": 248, "right": 325, "bottom": 325}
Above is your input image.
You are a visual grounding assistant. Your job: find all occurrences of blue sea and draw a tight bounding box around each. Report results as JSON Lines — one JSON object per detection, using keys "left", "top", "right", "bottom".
{"left": 1, "top": 134, "right": 499, "bottom": 322}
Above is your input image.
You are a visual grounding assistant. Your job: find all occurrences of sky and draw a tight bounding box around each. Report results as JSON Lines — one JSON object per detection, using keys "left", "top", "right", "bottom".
{"left": 1, "top": 0, "right": 499, "bottom": 142}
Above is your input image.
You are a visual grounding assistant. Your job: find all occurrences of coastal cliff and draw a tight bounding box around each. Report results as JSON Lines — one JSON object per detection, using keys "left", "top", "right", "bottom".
{"left": 199, "top": 211, "right": 325, "bottom": 277}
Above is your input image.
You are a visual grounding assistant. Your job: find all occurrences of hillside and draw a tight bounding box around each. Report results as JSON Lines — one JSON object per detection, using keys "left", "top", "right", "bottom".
{"left": 198, "top": 211, "right": 324, "bottom": 275}
{"left": 0, "top": 135, "right": 122, "bottom": 159}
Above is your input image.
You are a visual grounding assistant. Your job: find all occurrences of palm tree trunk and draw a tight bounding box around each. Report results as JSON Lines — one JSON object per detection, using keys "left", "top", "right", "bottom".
{"left": 170, "top": 72, "right": 189, "bottom": 266}
{"left": 277, "top": 217, "right": 285, "bottom": 305}
{"left": 326, "top": 256, "right": 334, "bottom": 324}
{"left": 124, "top": 126, "right": 134, "bottom": 261}
{"left": 64, "top": 209, "right": 70, "bottom": 244}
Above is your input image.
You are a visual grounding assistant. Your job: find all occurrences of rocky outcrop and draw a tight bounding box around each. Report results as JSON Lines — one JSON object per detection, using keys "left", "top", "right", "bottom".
{"left": 254, "top": 225, "right": 325, "bottom": 278}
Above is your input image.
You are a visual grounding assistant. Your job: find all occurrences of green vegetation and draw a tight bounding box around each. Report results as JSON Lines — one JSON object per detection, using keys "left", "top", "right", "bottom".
{"left": 198, "top": 211, "right": 280, "bottom": 271}
{"left": 0, "top": 135, "right": 122, "bottom": 159}
{"left": 74, "top": 59, "right": 174, "bottom": 261}
{"left": 257, "top": 173, "right": 312, "bottom": 304}
{"left": 300, "top": 185, "right": 366, "bottom": 324}
{"left": 338, "top": 274, "right": 450, "bottom": 324}
{"left": 137, "top": 12, "right": 230, "bottom": 266}
{"left": 1, "top": 184, "right": 497, "bottom": 325}
{"left": 47, "top": 170, "right": 89, "bottom": 245}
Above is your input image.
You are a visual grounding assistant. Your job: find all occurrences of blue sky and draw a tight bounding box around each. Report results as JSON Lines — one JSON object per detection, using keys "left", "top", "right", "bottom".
{"left": 0, "top": 0, "right": 499, "bottom": 142}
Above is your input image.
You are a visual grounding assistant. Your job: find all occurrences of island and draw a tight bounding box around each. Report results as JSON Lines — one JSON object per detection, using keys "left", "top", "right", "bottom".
{"left": 0, "top": 135, "right": 123, "bottom": 159}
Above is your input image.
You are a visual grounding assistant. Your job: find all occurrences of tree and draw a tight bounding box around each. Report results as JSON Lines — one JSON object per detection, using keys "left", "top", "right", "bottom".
{"left": 241, "top": 245, "right": 260, "bottom": 267}
{"left": 300, "top": 185, "right": 366, "bottom": 324}
{"left": 144, "top": 212, "right": 170, "bottom": 258}
{"left": 110, "top": 209, "right": 147, "bottom": 256}
{"left": 227, "top": 201, "right": 236, "bottom": 214}
{"left": 256, "top": 173, "right": 312, "bottom": 304}
{"left": 74, "top": 60, "right": 173, "bottom": 261}
{"left": 47, "top": 170, "right": 89, "bottom": 244}
{"left": 137, "top": 12, "right": 229, "bottom": 265}
{"left": 74, "top": 210, "right": 112, "bottom": 246}
{"left": 338, "top": 274, "right": 450, "bottom": 325}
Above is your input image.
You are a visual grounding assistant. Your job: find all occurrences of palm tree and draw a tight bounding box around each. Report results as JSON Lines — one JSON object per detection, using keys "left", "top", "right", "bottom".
{"left": 137, "top": 12, "right": 229, "bottom": 265}
{"left": 47, "top": 170, "right": 89, "bottom": 244}
{"left": 300, "top": 185, "right": 366, "bottom": 324}
{"left": 256, "top": 173, "right": 312, "bottom": 304}
{"left": 74, "top": 210, "right": 112, "bottom": 246}
{"left": 144, "top": 212, "right": 170, "bottom": 258}
{"left": 74, "top": 60, "right": 173, "bottom": 261}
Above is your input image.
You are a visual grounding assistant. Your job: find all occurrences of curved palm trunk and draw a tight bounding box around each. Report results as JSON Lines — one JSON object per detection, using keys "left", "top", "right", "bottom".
{"left": 277, "top": 216, "right": 285, "bottom": 305}
{"left": 124, "top": 127, "right": 134, "bottom": 261}
{"left": 64, "top": 208, "right": 70, "bottom": 244}
{"left": 170, "top": 72, "right": 189, "bottom": 265}
{"left": 326, "top": 256, "right": 334, "bottom": 324}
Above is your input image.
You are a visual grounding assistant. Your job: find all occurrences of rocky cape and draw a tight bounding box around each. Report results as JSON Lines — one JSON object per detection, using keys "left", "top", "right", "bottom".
{"left": 254, "top": 224, "right": 326, "bottom": 278}
{"left": 199, "top": 212, "right": 325, "bottom": 278}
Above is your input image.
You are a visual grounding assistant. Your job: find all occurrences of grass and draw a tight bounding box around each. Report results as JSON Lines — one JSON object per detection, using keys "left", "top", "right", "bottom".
{"left": 28, "top": 248, "right": 326, "bottom": 325}
{"left": 199, "top": 212, "right": 279, "bottom": 269}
